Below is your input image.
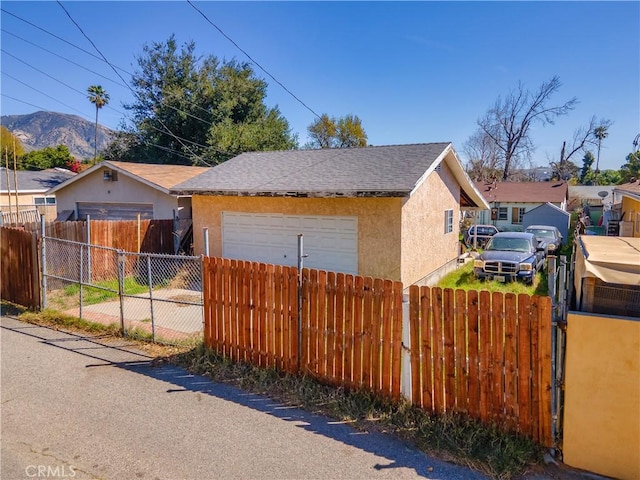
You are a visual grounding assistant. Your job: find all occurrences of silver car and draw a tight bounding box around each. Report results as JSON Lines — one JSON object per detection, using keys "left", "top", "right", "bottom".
{"left": 524, "top": 225, "right": 563, "bottom": 255}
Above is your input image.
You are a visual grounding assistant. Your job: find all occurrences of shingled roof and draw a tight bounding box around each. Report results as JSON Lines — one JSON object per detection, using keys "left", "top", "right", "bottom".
{"left": 47, "top": 161, "right": 208, "bottom": 195}
{"left": 614, "top": 179, "right": 640, "bottom": 200}
{"left": 474, "top": 180, "right": 568, "bottom": 204}
{"left": 172, "top": 143, "right": 460, "bottom": 197}
{"left": 1, "top": 167, "right": 75, "bottom": 193}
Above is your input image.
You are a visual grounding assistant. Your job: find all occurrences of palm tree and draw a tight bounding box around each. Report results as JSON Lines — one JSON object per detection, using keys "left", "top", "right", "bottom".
{"left": 87, "top": 85, "right": 110, "bottom": 163}
{"left": 593, "top": 125, "right": 608, "bottom": 185}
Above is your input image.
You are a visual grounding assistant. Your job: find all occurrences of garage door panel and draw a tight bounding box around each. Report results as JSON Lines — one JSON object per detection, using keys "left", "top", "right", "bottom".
{"left": 222, "top": 212, "right": 357, "bottom": 274}
{"left": 77, "top": 202, "right": 153, "bottom": 220}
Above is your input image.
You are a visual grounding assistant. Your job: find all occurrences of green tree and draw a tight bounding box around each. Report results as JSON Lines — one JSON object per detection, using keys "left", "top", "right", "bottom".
{"left": 306, "top": 113, "right": 367, "bottom": 149}
{"left": 472, "top": 76, "right": 577, "bottom": 180}
{"left": 579, "top": 151, "right": 595, "bottom": 184}
{"left": 87, "top": 85, "right": 110, "bottom": 164}
{"left": 619, "top": 150, "right": 640, "bottom": 183}
{"left": 118, "top": 36, "right": 296, "bottom": 165}
{"left": 19, "top": 145, "right": 74, "bottom": 170}
{"left": 596, "top": 169, "right": 622, "bottom": 185}
{"left": 0, "top": 126, "right": 25, "bottom": 162}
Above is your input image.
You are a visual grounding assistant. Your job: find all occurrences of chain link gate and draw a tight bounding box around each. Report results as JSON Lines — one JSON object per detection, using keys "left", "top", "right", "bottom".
{"left": 41, "top": 235, "right": 203, "bottom": 345}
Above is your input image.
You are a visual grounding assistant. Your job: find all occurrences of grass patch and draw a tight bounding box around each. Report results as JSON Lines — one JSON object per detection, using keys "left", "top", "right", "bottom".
{"left": 438, "top": 262, "right": 548, "bottom": 296}
{"left": 58, "top": 277, "right": 155, "bottom": 305}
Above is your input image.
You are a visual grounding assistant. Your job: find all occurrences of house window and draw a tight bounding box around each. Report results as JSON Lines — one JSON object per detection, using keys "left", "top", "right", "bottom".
{"left": 498, "top": 207, "right": 508, "bottom": 221}
{"left": 511, "top": 207, "right": 525, "bottom": 224}
{"left": 34, "top": 197, "right": 56, "bottom": 205}
{"left": 444, "top": 209, "right": 454, "bottom": 234}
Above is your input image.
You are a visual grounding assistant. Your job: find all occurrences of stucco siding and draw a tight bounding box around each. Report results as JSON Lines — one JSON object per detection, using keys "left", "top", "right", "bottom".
{"left": 55, "top": 171, "right": 178, "bottom": 219}
{"left": 192, "top": 195, "right": 404, "bottom": 280}
{"left": 1, "top": 192, "right": 57, "bottom": 221}
{"left": 401, "top": 161, "right": 460, "bottom": 286}
{"left": 563, "top": 312, "right": 640, "bottom": 480}
{"left": 620, "top": 196, "right": 640, "bottom": 237}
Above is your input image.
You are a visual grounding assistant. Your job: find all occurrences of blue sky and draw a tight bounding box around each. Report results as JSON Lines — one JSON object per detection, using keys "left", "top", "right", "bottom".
{"left": 1, "top": 1, "right": 638, "bottom": 171}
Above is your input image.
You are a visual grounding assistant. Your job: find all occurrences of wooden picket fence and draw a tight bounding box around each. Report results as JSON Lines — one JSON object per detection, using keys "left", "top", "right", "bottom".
{"left": 202, "top": 256, "right": 554, "bottom": 446}
{"left": 1, "top": 219, "right": 176, "bottom": 308}
{"left": 18, "top": 219, "right": 174, "bottom": 253}
{"left": 0, "top": 226, "right": 41, "bottom": 310}
{"left": 408, "top": 286, "right": 552, "bottom": 445}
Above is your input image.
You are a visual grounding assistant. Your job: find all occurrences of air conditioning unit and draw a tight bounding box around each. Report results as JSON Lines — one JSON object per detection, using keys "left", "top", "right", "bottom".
{"left": 102, "top": 169, "right": 118, "bottom": 181}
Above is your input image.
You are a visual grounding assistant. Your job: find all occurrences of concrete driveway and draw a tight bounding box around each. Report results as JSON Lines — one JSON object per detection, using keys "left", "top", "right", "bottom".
{"left": 1, "top": 316, "right": 489, "bottom": 480}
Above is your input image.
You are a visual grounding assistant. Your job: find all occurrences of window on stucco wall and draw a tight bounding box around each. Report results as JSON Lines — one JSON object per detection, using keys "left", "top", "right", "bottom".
{"left": 444, "top": 209, "right": 454, "bottom": 234}
{"left": 498, "top": 207, "right": 508, "bottom": 220}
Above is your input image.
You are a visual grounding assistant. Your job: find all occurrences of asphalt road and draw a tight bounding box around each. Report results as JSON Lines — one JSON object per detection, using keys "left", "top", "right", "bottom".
{"left": 0, "top": 316, "right": 489, "bottom": 480}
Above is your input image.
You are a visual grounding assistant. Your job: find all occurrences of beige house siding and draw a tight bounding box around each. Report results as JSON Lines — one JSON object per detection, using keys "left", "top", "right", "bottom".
{"left": 401, "top": 161, "right": 460, "bottom": 286}
{"left": 192, "top": 196, "right": 404, "bottom": 281}
{"left": 620, "top": 196, "right": 640, "bottom": 237}
{"left": 1, "top": 192, "right": 57, "bottom": 221}
{"left": 55, "top": 172, "right": 179, "bottom": 219}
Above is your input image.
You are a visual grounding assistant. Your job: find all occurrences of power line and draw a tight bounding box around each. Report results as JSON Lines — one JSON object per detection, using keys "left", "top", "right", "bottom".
{"left": 1, "top": 93, "right": 196, "bottom": 164}
{"left": 2, "top": 72, "right": 89, "bottom": 119}
{"left": 2, "top": 26, "right": 213, "bottom": 128}
{"left": 3, "top": 5, "right": 243, "bottom": 163}
{"left": 1, "top": 48, "right": 126, "bottom": 123}
{"left": 187, "top": 0, "right": 321, "bottom": 120}
{"left": 56, "top": 0, "right": 216, "bottom": 166}
{"left": 0, "top": 7, "right": 132, "bottom": 76}
{"left": 2, "top": 29, "right": 129, "bottom": 89}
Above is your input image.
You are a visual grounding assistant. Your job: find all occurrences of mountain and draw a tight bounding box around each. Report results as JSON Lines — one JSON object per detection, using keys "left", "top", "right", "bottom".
{"left": 1, "top": 111, "right": 115, "bottom": 160}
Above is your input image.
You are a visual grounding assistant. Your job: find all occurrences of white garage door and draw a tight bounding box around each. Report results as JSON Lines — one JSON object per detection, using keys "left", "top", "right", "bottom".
{"left": 222, "top": 212, "right": 358, "bottom": 274}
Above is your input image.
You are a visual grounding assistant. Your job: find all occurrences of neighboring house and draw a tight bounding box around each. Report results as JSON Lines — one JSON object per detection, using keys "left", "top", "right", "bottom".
{"left": 474, "top": 180, "right": 568, "bottom": 231}
{"left": 47, "top": 160, "right": 208, "bottom": 221}
{"left": 612, "top": 179, "right": 640, "bottom": 238}
{"left": 1, "top": 167, "right": 76, "bottom": 223}
{"left": 522, "top": 202, "right": 571, "bottom": 243}
{"left": 573, "top": 235, "right": 640, "bottom": 317}
{"left": 567, "top": 185, "right": 615, "bottom": 227}
{"left": 172, "top": 143, "right": 489, "bottom": 286}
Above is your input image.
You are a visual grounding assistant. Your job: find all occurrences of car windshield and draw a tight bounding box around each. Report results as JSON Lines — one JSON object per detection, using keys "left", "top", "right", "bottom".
{"left": 527, "top": 229, "right": 555, "bottom": 238}
{"left": 486, "top": 237, "right": 531, "bottom": 252}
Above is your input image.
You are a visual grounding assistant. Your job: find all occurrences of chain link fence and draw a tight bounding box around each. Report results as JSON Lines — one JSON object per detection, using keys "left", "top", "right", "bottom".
{"left": 42, "top": 236, "right": 203, "bottom": 345}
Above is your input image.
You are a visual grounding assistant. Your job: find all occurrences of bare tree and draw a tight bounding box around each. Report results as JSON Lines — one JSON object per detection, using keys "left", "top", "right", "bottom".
{"left": 477, "top": 76, "right": 577, "bottom": 180}
{"left": 550, "top": 117, "right": 612, "bottom": 180}
{"left": 462, "top": 129, "right": 502, "bottom": 181}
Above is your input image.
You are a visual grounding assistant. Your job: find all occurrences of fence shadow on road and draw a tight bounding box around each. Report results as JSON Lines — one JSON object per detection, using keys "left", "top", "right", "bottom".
{"left": 0, "top": 317, "right": 487, "bottom": 480}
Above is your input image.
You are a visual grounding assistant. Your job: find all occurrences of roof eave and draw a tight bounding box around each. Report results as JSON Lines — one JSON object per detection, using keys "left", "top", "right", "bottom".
{"left": 169, "top": 189, "right": 410, "bottom": 198}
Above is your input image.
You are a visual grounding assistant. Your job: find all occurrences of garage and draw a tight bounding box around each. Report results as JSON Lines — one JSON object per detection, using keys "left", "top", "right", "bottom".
{"left": 76, "top": 202, "right": 153, "bottom": 220}
{"left": 222, "top": 212, "right": 358, "bottom": 274}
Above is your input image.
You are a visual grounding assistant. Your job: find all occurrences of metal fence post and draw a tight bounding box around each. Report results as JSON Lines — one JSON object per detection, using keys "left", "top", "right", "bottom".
{"left": 297, "top": 234, "right": 308, "bottom": 368}
{"left": 173, "top": 210, "right": 179, "bottom": 254}
{"left": 147, "top": 255, "right": 155, "bottom": 342}
{"left": 40, "top": 215, "right": 47, "bottom": 309}
{"left": 86, "top": 214, "right": 91, "bottom": 283}
{"left": 118, "top": 251, "right": 126, "bottom": 335}
{"left": 79, "top": 243, "right": 84, "bottom": 320}
{"left": 547, "top": 255, "right": 558, "bottom": 451}
{"left": 203, "top": 227, "right": 210, "bottom": 257}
